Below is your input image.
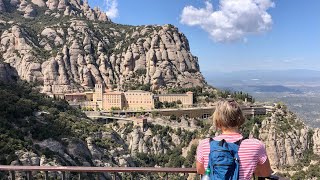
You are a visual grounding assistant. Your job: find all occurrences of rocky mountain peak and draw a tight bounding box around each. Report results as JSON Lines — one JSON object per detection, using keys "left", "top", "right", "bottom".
{"left": 0, "top": 2, "right": 206, "bottom": 93}
{"left": 0, "top": 0, "right": 111, "bottom": 22}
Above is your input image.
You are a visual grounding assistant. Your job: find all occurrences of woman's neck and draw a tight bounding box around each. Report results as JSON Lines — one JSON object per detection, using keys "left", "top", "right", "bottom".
{"left": 221, "top": 128, "right": 240, "bottom": 134}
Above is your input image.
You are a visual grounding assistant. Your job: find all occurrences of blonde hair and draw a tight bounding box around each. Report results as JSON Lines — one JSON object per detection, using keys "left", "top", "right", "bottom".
{"left": 213, "top": 100, "right": 245, "bottom": 129}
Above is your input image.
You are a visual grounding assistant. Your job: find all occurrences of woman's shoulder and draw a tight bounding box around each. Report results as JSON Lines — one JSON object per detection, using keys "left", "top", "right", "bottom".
{"left": 242, "top": 138, "right": 266, "bottom": 147}
{"left": 198, "top": 138, "right": 210, "bottom": 145}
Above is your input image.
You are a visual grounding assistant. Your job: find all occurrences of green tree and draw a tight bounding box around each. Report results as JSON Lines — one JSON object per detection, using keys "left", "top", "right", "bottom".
{"left": 170, "top": 115, "right": 177, "bottom": 120}
{"left": 154, "top": 99, "right": 163, "bottom": 109}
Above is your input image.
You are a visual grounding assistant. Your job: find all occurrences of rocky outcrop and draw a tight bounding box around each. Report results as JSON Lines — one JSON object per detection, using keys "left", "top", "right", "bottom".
{"left": 23, "top": 4, "right": 37, "bottom": 19}
{"left": 13, "top": 151, "right": 40, "bottom": 166}
{"left": 0, "top": 0, "right": 110, "bottom": 22}
{"left": 31, "top": 0, "right": 45, "bottom": 7}
{"left": 0, "top": 17, "right": 205, "bottom": 93}
{"left": 0, "top": 0, "right": 206, "bottom": 93}
{"left": 128, "top": 127, "right": 167, "bottom": 155}
{"left": 312, "top": 128, "right": 320, "bottom": 156}
{"left": 255, "top": 105, "right": 313, "bottom": 169}
{"left": 10, "top": 139, "right": 113, "bottom": 179}
{"left": 126, "top": 125, "right": 191, "bottom": 156}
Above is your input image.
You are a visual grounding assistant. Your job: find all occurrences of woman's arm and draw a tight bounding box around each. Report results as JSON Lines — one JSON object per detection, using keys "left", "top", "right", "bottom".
{"left": 254, "top": 157, "right": 272, "bottom": 177}
{"left": 196, "top": 161, "right": 205, "bottom": 174}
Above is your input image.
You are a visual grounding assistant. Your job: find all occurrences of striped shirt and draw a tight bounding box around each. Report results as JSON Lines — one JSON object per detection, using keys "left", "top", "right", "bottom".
{"left": 196, "top": 133, "right": 267, "bottom": 180}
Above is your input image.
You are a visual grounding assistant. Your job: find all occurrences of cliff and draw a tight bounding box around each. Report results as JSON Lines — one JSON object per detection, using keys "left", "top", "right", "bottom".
{"left": 246, "top": 104, "right": 320, "bottom": 179}
{"left": 0, "top": 0, "right": 205, "bottom": 94}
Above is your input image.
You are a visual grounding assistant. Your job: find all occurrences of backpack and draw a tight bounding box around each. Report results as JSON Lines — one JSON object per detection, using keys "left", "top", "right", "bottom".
{"left": 207, "top": 138, "right": 245, "bottom": 180}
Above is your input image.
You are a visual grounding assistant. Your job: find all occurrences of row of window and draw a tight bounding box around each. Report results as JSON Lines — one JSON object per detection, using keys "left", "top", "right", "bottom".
{"left": 105, "top": 100, "right": 152, "bottom": 104}
{"left": 125, "top": 93, "right": 151, "bottom": 96}
{"left": 126, "top": 101, "right": 152, "bottom": 104}
{"left": 160, "top": 98, "right": 190, "bottom": 102}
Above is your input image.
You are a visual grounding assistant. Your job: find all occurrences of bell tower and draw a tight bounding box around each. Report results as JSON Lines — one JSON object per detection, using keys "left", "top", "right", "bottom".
{"left": 95, "top": 84, "right": 103, "bottom": 101}
{"left": 93, "top": 84, "right": 104, "bottom": 110}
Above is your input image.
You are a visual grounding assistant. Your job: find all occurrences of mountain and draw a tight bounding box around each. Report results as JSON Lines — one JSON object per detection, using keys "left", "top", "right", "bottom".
{"left": 0, "top": 0, "right": 205, "bottom": 94}
{"left": 1, "top": 1, "right": 320, "bottom": 179}
{"left": 1, "top": 62, "right": 320, "bottom": 179}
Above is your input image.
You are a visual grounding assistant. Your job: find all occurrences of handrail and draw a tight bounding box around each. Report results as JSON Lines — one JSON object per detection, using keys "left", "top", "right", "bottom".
{"left": 0, "top": 165, "right": 196, "bottom": 173}
{"left": 0, "top": 165, "right": 285, "bottom": 180}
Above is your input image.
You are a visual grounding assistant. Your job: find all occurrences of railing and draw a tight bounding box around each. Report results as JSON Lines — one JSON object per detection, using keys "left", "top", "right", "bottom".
{"left": 0, "top": 166, "right": 197, "bottom": 180}
{"left": 0, "top": 165, "right": 285, "bottom": 180}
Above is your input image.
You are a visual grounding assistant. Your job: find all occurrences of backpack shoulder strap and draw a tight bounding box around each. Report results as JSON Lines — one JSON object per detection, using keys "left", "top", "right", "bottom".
{"left": 209, "top": 137, "right": 228, "bottom": 147}
{"left": 234, "top": 137, "right": 248, "bottom": 146}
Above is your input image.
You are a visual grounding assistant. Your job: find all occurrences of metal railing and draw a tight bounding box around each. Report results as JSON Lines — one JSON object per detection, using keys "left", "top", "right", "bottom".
{"left": 0, "top": 165, "right": 286, "bottom": 180}
{"left": 0, "top": 165, "right": 198, "bottom": 180}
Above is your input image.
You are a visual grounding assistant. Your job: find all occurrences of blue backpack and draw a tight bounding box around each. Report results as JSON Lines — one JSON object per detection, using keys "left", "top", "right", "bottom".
{"left": 207, "top": 138, "right": 245, "bottom": 180}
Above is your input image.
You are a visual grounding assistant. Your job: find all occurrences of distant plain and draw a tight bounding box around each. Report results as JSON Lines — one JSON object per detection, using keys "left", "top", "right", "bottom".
{"left": 204, "top": 69, "right": 320, "bottom": 128}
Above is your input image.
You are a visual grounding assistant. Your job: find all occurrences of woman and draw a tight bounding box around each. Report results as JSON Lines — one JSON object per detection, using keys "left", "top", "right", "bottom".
{"left": 196, "top": 100, "right": 272, "bottom": 179}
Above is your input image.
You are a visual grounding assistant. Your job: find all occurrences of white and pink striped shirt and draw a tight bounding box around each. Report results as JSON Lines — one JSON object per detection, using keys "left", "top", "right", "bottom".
{"left": 196, "top": 133, "right": 267, "bottom": 180}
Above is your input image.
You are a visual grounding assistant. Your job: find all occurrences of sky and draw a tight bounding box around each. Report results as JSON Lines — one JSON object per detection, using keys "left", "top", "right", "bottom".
{"left": 88, "top": 0, "right": 320, "bottom": 73}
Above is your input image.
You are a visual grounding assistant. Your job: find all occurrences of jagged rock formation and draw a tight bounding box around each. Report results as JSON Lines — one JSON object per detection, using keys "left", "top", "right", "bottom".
{"left": 0, "top": 0, "right": 205, "bottom": 94}
{"left": 1, "top": 0, "right": 109, "bottom": 22}
{"left": 249, "top": 105, "right": 317, "bottom": 170}
{"left": 312, "top": 129, "right": 320, "bottom": 156}
{"left": 128, "top": 128, "right": 168, "bottom": 155}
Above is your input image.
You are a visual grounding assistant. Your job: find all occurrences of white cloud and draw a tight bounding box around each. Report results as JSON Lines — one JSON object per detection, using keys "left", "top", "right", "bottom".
{"left": 180, "top": 0, "right": 275, "bottom": 42}
{"left": 104, "top": 0, "right": 119, "bottom": 19}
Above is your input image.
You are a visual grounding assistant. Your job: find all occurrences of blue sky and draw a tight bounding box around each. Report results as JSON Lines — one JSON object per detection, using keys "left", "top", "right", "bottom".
{"left": 88, "top": 0, "right": 320, "bottom": 73}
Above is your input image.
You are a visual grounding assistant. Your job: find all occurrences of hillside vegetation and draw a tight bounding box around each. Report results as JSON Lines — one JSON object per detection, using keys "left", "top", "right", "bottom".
{"left": 0, "top": 81, "right": 96, "bottom": 164}
{"left": 0, "top": 81, "right": 200, "bottom": 179}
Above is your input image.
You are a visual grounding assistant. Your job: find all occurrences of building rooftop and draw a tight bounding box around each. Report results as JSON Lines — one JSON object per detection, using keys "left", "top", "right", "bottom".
{"left": 105, "top": 91, "right": 123, "bottom": 95}
{"left": 125, "top": 90, "right": 151, "bottom": 93}
{"left": 65, "top": 93, "right": 86, "bottom": 96}
{"left": 155, "top": 94, "right": 189, "bottom": 97}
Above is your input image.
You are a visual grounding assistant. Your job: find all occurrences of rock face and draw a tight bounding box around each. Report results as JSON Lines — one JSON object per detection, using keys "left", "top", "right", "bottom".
{"left": 10, "top": 138, "right": 115, "bottom": 179}
{"left": 1, "top": 0, "right": 110, "bottom": 22}
{"left": 254, "top": 105, "right": 313, "bottom": 169}
{"left": 312, "top": 128, "right": 320, "bottom": 156}
{"left": 128, "top": 128, "right": 167, "bottom": 155}
{"left": 0, "top": 1, "right": 206, "bottom": 93}
{"left": 8, "top": 122, "right": 190, "bottom": 176}
{"left": 31, "top": 0, "right": 46, "bottom": 7}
